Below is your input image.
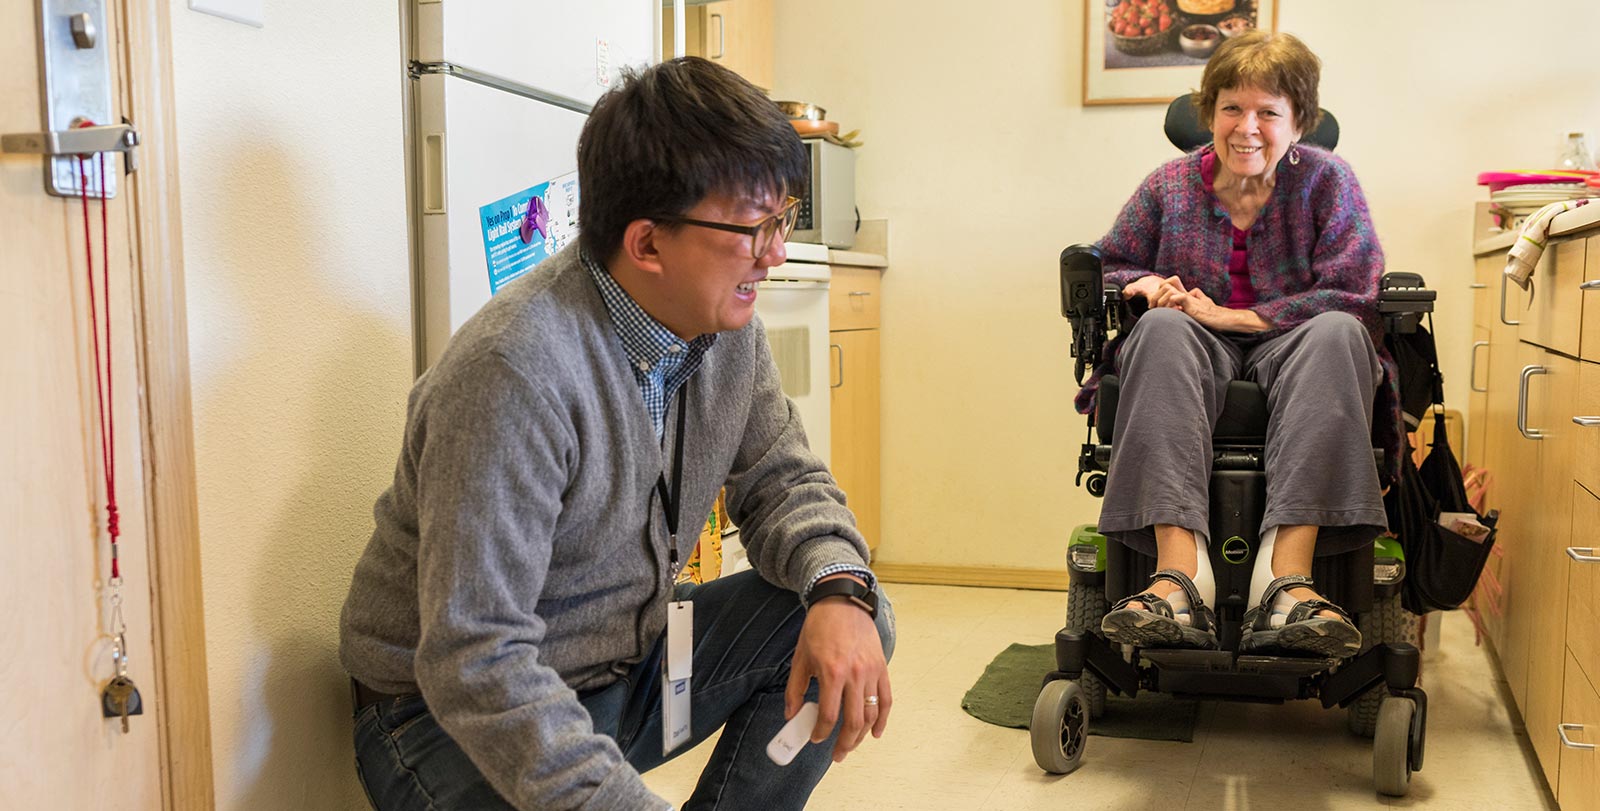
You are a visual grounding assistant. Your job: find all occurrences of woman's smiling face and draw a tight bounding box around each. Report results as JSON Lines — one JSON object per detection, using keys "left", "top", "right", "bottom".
{"left": 1210, "top": 85, "right": 1303, "bottom": 180}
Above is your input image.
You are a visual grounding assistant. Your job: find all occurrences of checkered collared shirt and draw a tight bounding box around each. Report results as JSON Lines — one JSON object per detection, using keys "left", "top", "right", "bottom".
{"left": 583, "top": 250, "right": 716, "bottom": 441}
{"left": 582, "top": 250, "right": 876, "bottom": 600}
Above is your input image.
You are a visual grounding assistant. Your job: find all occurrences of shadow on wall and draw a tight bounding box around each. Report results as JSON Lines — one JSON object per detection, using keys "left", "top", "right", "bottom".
{"left": 231, "top": 312, "right": 405, "bottom": 811}
{"left": 186, "top": 136, "right": 411, "bottom": 807}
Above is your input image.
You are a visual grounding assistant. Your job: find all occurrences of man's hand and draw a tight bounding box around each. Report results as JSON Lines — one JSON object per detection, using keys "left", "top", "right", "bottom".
{"left": 784, "top": 578, "right": 891, "bottom": 762}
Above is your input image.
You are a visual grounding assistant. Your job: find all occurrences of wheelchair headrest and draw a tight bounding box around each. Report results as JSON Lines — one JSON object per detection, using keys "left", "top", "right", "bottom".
{"left": 1163, "top": 94, "right": 1340, "bottom": 153}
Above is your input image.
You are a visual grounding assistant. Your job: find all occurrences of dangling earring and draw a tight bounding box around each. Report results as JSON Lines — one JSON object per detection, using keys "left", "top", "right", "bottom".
{"left": 1288, "top": 143, "right": 1301, "bottom": 165}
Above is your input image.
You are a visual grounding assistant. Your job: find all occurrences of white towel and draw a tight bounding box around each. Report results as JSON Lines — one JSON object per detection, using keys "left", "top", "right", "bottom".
{"left": 1504, "top": 198, "right": 1590, "bottom": 290}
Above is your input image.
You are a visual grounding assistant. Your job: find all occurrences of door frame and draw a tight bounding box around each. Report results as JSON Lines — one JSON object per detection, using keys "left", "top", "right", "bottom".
{"left": 120, "top": 0, "right": 214, "bottom": 805}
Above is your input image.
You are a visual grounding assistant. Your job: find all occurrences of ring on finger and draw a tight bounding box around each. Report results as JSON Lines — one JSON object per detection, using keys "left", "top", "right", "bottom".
{"left": 865, "top": 695, "right": 879, "bottom": 707}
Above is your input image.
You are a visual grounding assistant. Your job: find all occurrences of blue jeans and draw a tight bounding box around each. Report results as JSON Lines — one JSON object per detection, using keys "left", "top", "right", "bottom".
{"left": 352, "top": 570, "right": 896, "bottom": 810}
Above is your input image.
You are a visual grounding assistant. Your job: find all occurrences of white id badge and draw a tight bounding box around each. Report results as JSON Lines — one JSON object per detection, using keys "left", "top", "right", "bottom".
{"left": 661, "top": 672, "right": 692, "bottom": 754}
{"left": 666, "top": 600, "right": 693, "bottom": 681}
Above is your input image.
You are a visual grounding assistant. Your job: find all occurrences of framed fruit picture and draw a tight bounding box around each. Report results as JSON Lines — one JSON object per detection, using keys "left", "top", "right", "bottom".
{"left": 1084, "top": 0, "right": 1279, "bottom": 106}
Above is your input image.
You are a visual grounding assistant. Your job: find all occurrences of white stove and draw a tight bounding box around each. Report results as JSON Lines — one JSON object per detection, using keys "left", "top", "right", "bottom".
{"left": 755, "top": 242, "right": 833, "bottom": 464}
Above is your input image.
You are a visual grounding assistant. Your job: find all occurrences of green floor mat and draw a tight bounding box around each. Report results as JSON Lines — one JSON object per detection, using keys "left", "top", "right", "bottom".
{"left": 961, "top": 643, "right": 1201, "bottom": 742}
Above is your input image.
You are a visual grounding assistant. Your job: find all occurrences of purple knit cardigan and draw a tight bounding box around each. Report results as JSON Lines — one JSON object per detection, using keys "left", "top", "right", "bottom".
{"left": 1075, "top": 143, "right": 1402, "bottom": 484}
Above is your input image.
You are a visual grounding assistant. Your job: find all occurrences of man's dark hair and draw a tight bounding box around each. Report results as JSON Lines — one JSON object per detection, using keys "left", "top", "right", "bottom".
{"left": 577, "top": 57, "right": 808, "bottom": 261}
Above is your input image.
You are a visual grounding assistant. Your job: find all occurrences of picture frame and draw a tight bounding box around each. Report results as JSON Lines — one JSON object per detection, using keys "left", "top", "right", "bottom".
{"left": 1083, "top": 0, "right": 1279, "bottom": 106}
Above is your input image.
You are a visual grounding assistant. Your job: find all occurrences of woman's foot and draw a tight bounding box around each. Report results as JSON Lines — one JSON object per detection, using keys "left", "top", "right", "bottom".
{"left": 1101, "top": 569, "right": 1219, "bottom": 650}
{"left": 1239, "top": 574, "right": 1361, "bottom": 657}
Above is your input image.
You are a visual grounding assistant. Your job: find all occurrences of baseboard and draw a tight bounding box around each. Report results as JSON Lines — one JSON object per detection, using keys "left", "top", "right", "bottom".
{"left": 871, "top": 562, "right": 1069, "bottom": 591}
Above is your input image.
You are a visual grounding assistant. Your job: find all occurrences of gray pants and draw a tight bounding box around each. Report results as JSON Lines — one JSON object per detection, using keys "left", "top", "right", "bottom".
{"left": 1098, "top": 309, "right": 1388, "bottom": 558}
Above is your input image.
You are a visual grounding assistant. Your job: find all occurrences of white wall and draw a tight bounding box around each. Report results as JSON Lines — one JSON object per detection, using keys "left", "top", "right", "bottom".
{"left": 170, "top": 2, "right": 411, "bottom": 807}
{"left": 771, "top": 0, "right": 1600, "bottom": 572}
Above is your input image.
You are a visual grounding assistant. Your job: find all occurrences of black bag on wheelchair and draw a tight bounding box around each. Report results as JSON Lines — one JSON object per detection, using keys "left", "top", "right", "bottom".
{"left": 1384, "top": 411, "right": 1498, "bottom": 614}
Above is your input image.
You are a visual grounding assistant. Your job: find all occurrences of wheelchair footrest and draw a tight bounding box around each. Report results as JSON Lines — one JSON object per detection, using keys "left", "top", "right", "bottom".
{"left": 1140, "top": 649, "right": 1234, "bottom": 672}
{"left": 1145, "top": 649, "right": 1340, "bottom": 701}
{"left": 1234, "top": 654, "right": 1340, "bottom": 677}
{"left": 1141, "top": 649, "right": 1336, "bottom": 678}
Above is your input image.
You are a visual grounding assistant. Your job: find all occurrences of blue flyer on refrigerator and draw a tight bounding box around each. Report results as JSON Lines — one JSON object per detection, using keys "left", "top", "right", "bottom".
{"left": 478, "top": 171, "right": 580, "bottom": 294}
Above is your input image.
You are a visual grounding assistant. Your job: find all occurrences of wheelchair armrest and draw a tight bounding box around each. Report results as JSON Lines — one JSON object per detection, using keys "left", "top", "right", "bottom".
{"left": 1379, "top": 271, "right": 1435, "bottom": 334}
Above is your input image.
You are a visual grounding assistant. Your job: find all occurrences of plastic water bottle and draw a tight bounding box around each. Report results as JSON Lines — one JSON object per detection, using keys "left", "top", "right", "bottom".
{"left": 1557, "top": 131, "right": 1597, "bottom": 171}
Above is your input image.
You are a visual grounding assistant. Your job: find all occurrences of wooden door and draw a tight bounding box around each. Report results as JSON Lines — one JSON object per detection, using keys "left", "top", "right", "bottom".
{"left": 829, "top": 328, "right": 881, "bottom": 555}
{"left": 1478, "top": 252, "right": 1519, "bottom": 650}
{"left": 703, "top": 0, "right": 774, "bottom": 90}
{"left": 1, "top": 0, "right": 210, "bottom": 806}
{"left": 1559, "top": 652, "right": 1599, "bottom": 811}
{"left": 1499, "top": 341, "right": 1546, "bottom": 709}
{"left": 1526, "top": 351, "right": 1579, "bottom": 787}
{"left": 1465, "top": 253, "right": 1494, "bottom": 470}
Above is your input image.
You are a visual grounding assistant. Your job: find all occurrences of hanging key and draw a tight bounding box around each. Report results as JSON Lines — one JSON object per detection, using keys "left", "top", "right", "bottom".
{"left": 101, "top": 675, "right": 144, "bottom": 732}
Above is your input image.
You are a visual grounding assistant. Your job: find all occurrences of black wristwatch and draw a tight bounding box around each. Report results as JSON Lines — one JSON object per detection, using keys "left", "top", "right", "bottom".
{"left": 806, "top": 577, "right": 878, "bottom": 619}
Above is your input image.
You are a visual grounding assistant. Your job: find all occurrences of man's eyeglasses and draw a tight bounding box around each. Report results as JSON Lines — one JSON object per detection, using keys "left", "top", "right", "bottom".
{"left": 654, "top": 197, "right": 801, "bottom": 259}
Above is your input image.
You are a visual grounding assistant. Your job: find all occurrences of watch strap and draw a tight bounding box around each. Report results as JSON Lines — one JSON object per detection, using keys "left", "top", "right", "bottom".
{"left": 805, "top": 576, "right": 878, "bottom": 619}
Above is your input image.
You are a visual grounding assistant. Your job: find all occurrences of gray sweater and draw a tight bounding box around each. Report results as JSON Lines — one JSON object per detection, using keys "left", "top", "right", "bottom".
{"left": 339, "top": 246, "right": 869, "bottom": 810}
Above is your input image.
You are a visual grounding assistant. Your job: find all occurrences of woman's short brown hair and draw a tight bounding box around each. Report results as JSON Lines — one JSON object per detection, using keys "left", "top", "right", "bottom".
{"left": 1193, "top": 30, "right": 1321, "bottom": 136}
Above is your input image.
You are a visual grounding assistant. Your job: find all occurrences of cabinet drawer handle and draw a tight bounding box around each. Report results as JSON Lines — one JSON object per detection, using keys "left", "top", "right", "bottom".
{"left": 1582, "top": 279, "right": 1600, "bottom": 291}
{"left": 1576, "top": 416, "right": 1600, "bottom": 427}
{"left": 1569, "top": 547, "right": 1600, "bottom": 562}
{"left": 1500, "top": 275, "right": 1521, "bottom": 326}
{"left": 1470, "top": 341, "right": 1489, "bottom": 393}
{"left": 1559, "top": 723, "right": 1595, "bottom": 750}
{"left": 1469, "top": 283, "right": 1488, "bottom": 289}
{"left": 848, "top": 291, "right": 873, "bottom": 297}
{"left": 1517, "top": 364, "right": 1548, "bottom": 439}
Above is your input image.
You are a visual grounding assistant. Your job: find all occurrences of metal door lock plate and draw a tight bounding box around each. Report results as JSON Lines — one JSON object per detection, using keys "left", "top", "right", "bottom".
{"left": 9, "top": 0, "right": 121, "bottom": 198}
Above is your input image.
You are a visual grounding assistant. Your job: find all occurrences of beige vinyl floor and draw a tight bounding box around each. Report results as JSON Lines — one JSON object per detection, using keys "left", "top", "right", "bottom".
{"left": 640, "top": 582, "right": 1556, "bottom": 810}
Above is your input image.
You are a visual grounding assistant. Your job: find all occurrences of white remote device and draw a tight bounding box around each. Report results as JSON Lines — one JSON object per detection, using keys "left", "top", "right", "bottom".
{"left": 765, "top": 701, "right": 820, "bottom": 766}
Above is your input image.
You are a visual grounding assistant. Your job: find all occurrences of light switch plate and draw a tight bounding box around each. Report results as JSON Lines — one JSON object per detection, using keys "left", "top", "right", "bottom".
{"left": 188, "top": 0, "right": 264, "bottom": 28}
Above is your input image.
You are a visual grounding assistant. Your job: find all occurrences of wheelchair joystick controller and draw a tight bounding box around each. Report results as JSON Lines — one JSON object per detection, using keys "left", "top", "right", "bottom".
{"left": 1059, "top": 244, "right": 1114, "bottom": 383}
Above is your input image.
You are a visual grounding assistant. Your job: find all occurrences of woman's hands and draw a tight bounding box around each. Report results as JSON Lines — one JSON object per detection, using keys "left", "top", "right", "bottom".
{"left": 1123, "top": 274, "right": 1184, "bottom": 309}
{"left": 1123, "top": 274, "right": 1271, "bottom": 333}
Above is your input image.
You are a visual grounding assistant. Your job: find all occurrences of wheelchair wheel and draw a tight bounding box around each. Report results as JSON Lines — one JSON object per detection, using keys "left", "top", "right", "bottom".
{"left": 1373, "top": 695, "right": 1415, "bottom": 797}
{"left": 1030, "top": 679, "right": 1088, "bottom": 775}
{"left": 1065, "top": 581, "right": 1109, "bottom": 717}
{"left": 1085, "top": 474, "right": 1106, "bottom": 497}
{"left": 1348, "top": 593, "right": 1419, "bottom": 737}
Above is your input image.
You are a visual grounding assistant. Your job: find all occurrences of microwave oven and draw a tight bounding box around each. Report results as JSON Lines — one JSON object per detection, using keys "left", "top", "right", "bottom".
{"left": 791, "top": 138, "right": 856, "bottom": 249}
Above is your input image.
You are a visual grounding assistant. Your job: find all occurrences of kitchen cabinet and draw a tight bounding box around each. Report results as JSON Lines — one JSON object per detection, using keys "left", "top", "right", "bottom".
{"left": 829, "top": 264, "right": 883, "bottom": 557}
{"left": 1565, "top": 480, "right": 1600, "bottom": 811}
{"left": 1470, "top": 221, "right": 1600, "bottom": 803}
{"left": 1560, "top": 652, "right": 1598, "bottom": 811}
{"left": 661, "top": 0, "right": 774, "bottom": 91}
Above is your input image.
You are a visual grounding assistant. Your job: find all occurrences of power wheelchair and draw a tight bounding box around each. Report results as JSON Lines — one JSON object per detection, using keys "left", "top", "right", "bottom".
{"left": 1029, "top": 101, "right": 1440, "bottom": 798}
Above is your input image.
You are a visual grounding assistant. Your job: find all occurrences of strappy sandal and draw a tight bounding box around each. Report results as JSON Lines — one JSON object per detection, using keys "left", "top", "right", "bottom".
{"left": 1100, "top": 569, "right": 1219, "bottom": 650}
{"left": 1239, "top": 574, "right": 1362, "bottom": 657}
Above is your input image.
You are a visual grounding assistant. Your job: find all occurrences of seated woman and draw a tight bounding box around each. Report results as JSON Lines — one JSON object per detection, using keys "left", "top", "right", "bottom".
{"left": 1076, "top": 30, "right": 1398, "bottom": 657}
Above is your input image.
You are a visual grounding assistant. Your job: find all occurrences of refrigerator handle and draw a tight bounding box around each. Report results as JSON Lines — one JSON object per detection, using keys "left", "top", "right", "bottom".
{"left": 672, "top": 0, "right": 686, "bottom": 60}
{"left": 422, "top": 132, "right": 446, "bottom": 214}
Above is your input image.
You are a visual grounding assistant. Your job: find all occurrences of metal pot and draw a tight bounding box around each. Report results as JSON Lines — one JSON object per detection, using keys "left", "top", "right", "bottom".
{"left": 775, "top": 100, "right": 826, "bottom": 121}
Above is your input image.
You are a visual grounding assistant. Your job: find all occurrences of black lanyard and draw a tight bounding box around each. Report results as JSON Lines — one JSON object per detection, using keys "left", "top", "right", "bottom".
{"left": 655, "top": 386, "right": 689, "bottom": 574}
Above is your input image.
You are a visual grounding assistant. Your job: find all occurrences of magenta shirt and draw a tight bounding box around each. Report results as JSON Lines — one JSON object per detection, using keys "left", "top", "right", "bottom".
{"left": 1200, "top": 150, "right": 1258, "bottom": 308}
